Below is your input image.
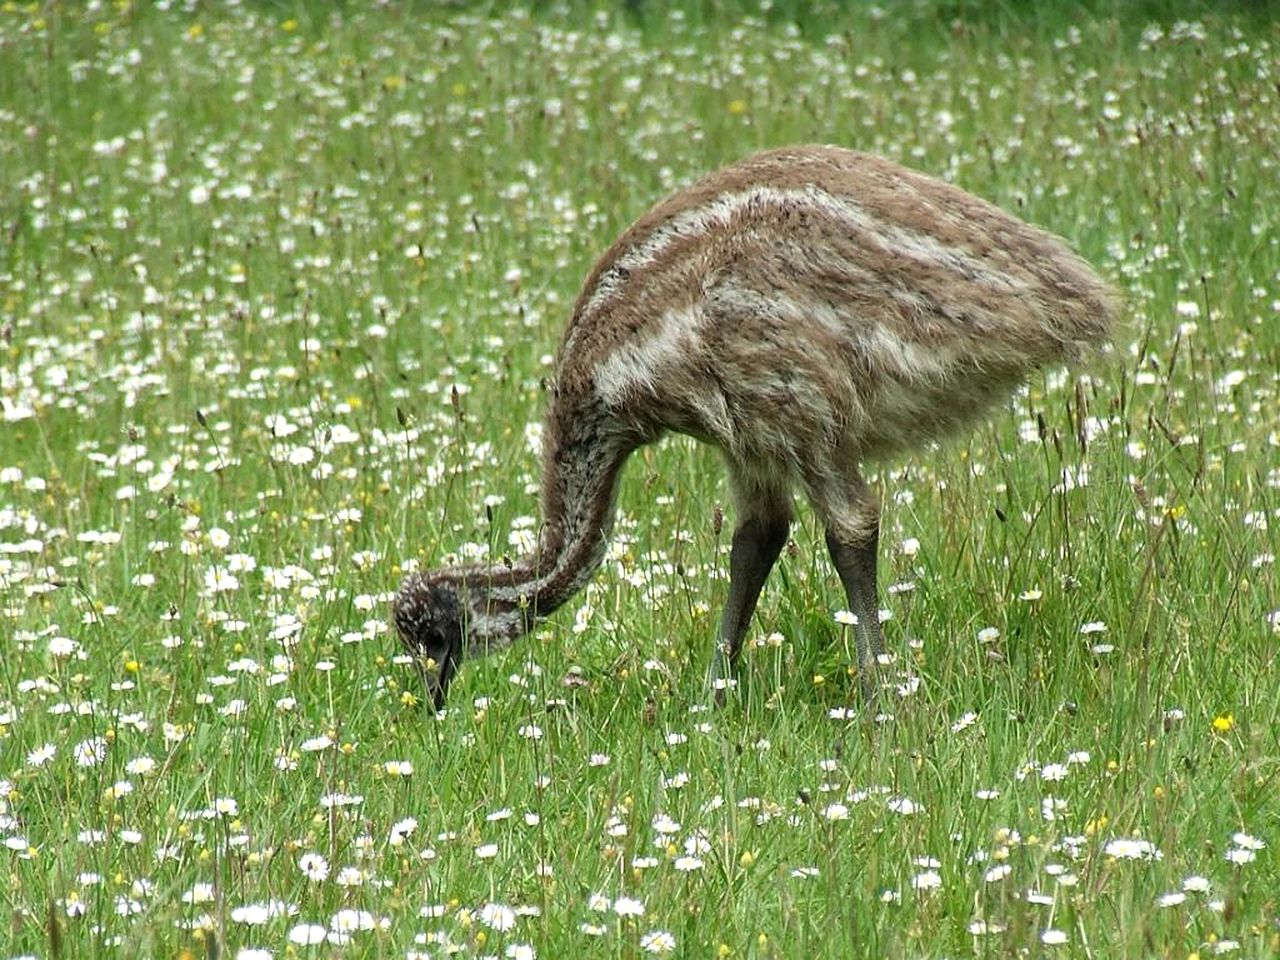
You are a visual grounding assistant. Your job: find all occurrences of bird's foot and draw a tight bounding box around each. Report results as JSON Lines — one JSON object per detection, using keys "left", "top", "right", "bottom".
{"left": 707, "top": 647, "right": 737, "bottom": 709}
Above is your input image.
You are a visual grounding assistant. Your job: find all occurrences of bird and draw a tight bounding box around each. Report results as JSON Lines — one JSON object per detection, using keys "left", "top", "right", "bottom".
{"left": 392, "top": 145, "right": 1117, "bottom": 710}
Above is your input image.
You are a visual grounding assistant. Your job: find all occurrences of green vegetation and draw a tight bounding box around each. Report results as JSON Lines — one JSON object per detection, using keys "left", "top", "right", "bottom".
{"left": 1, "top": 2, "right": 1276, "bottom": 957}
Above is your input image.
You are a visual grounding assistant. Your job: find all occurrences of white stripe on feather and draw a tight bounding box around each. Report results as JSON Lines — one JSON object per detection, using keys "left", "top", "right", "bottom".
{"left": 577, "top": 185, "right": 1028, "bottom": 327}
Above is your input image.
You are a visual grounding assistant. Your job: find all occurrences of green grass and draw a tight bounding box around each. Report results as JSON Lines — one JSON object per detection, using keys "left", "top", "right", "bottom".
{"left": 1, "top": 2, "right": 1278, "bottom": 958}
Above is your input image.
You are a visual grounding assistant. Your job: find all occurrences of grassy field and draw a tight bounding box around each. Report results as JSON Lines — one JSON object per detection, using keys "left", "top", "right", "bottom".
{"left": 2, "top": 2, "right": 1278, "bottom": 957}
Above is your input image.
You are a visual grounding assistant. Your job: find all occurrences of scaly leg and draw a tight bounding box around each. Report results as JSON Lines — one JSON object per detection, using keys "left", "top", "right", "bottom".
{"left": 804, "top": 467, "right": 885, "bottom": 703}
{"left": 826, "top": 523, "right": 885, "bottom": 702}
{"left": 709, "top": 475, "right": 791, "bottom": 705}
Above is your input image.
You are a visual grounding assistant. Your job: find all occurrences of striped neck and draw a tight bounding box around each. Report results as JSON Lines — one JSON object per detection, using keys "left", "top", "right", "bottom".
{"left": 445, "top": 415, "right": 632, "bottom": 652}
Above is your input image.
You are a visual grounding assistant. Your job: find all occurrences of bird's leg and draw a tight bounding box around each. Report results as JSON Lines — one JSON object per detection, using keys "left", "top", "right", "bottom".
{"left": 802, "top": 465, "right": 885, "bottom": 705}
{"left": 709, "top": 501, "right": 790, "bottom": 706}
{"left": 824, "top": 508, "right": 885, "bottom": 704}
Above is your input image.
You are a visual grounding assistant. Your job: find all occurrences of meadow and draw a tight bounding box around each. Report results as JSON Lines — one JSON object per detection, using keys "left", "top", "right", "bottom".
{"left": 1, "top": 1, "right": 1278, "bottom": 957}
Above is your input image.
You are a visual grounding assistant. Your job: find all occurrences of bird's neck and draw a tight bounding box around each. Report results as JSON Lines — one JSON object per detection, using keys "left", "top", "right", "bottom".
{"left": 530, "top": 427, "right": 631, "bottom": 616}
{"left": 459, "top": 404, "right": 632, "bottom": 645}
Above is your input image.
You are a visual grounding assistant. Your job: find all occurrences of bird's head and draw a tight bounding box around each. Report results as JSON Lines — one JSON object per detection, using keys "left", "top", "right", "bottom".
{"left": 392, "top": 573, "right": 466, "bottom": 710}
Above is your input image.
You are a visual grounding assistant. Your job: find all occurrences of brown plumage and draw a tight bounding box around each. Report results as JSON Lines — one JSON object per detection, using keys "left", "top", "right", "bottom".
{"left": 393, "top": 145, "right": 1117, "bottom": 709}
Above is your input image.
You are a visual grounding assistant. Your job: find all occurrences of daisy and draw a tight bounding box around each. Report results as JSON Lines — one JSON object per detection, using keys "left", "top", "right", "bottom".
{"left": 1103, "top": 838, "right": 1162, "bottom": 861}
{"left": 74, "top": 738, "right": 107, "bottom": 767}
{"left": 639, "top": 930, "right": 676, "bottom": 954}
{"left": 288, "top": 924, "right": 327, "bottom": 945}
{"left": 479, "top": 903, "right": 517, "bottom": 932}
{"left": 298, "top": 853, "right": 330, "bottom": 881}
{"left": 27, "top": 744, "right": 55, "bottom": 767}
{"left": 614, "top": 897, "right": 645, "bottom": 917}
{"left": 912, "top": 871, "right": 942, "bottom": 890}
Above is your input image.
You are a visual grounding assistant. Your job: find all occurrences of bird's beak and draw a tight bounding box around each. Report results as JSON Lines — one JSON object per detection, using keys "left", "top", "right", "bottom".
{"left": 417, "top": 655, "right": 455, "bottom": 711}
